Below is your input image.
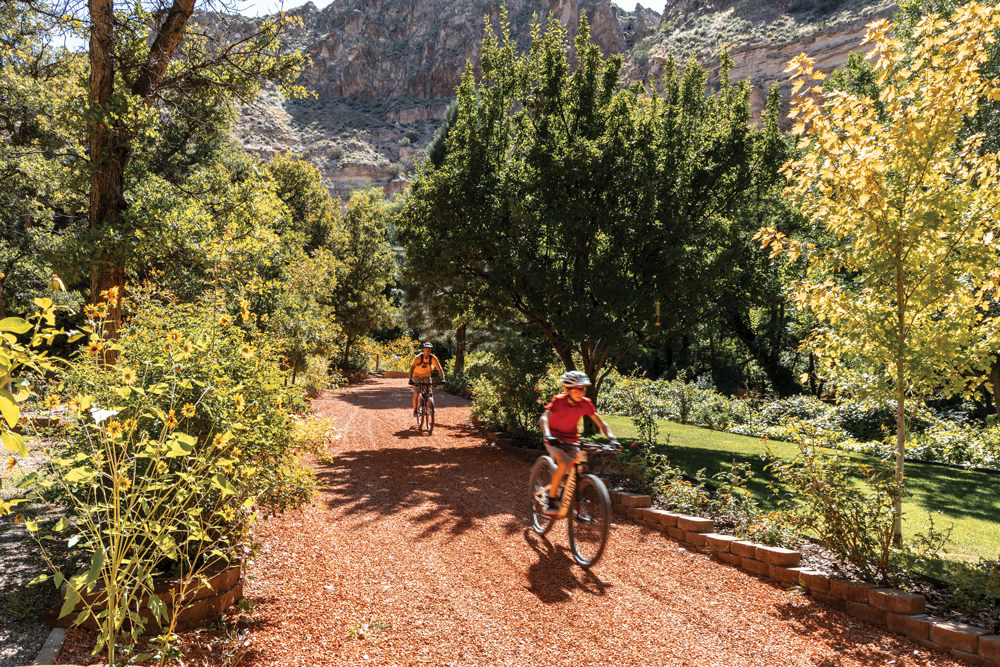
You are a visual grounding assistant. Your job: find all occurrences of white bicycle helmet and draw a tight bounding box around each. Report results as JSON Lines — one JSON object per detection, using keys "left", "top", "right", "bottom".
{"left": 559, "top": 371, "right": 592, "bottom": 388}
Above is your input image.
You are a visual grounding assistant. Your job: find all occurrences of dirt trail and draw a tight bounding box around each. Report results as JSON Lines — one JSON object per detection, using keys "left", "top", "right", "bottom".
{"left": 242, "top": 378, "right": 961, "bottom": 667}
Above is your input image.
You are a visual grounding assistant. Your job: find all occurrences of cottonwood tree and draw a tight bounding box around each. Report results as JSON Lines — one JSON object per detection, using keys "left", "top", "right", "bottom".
{"left": 756, "top": 3, "right": 1000, "bottom": 544}
{"left": 398, "top": 13, "right": 787, "bottom": 400}
{"left": 14, "top": 0, "right": 306, "bottom": 346}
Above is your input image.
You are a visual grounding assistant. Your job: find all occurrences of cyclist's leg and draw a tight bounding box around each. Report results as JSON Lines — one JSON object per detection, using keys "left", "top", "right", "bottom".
{"left": 544, "top": 442, "right": 574, "bottom": 501}
{"left": 412, "top": 382, "right": 420, "bottom": 413}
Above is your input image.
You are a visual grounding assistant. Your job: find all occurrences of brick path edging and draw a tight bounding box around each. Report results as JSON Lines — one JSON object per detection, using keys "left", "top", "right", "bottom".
{"left": 609, "top": 491, "right": 1000, "bottom": 667}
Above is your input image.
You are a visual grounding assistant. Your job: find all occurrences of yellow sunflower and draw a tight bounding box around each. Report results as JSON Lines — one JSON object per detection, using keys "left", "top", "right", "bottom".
{"left": 166, "top": 410, "right": 177, "bottom": 430}
{"left": 121, "top": 368, "right": 137, "bottom": 386}
{"left": 218, "top": 314, "right": 232, "bottom": 326}
{"left": 181, "top": 403, "right": 196, "bottom": 418}
{"left": 105, "top": 420, "right": 123, "bottom": 439}
{"left": 165, "top": 329, "right": 183, "bottom": 346}
{"left": 182, "top": 340, "right": 194, "bottom": 360}
{"left": 234, "top": 394, "right": 245, "bottom": 412}
{"left": 240, "top": 344, "right": 254, "bottom": 359}
{"left": 85, "top": 340, "right": 105, "bottom": 356}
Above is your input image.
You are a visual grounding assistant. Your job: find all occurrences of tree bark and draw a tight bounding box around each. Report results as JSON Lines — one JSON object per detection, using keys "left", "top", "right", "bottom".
{"left": 454, "top": 323, "right": 467, "bottom": 375}
{"left": 990, "top": 360, "right": 1000, "bottom": 421}
{"left": 86, "top": 0, "right": 196, "bottom": 350}
{"left": 722, "top": 309, "right": 802, "bottom": 397}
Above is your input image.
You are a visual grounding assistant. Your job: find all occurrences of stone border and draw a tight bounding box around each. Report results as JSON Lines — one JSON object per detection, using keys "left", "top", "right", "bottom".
{"left": 609, "top": 491, "right": 1000, "bottom": 667}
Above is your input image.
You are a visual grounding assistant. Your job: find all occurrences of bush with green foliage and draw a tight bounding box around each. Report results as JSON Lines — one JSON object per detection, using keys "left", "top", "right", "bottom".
{"left": 467, "top": 340, "right": 558, "bottom": 438}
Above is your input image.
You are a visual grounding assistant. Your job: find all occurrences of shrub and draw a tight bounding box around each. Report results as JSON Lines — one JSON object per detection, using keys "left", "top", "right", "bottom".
{"left": 397, "top": 137, "right": 411, "bottom": 147}
{"left": 16, "top": 286, "right": 320, "bottom": 657}
{"left": 388, "top": 162, "right": 404, "bottom": 178}
{"left": 329, "top": 145, "right": 345, "bottom": 160}
{"left": 767, "top": 444, "right": 905, "bottom": 585}
{"left": 467, "top": 339, "right": 554, "bottom": 438}
{"left": 405, "top": 129, "right": 420, "bottom": 142}
{"left": 366, "top": 337, "right": 416, "bottom": 372}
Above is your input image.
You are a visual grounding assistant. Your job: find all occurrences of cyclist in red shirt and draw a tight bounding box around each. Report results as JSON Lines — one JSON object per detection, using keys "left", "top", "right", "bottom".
{"left": 539, "top": 371, "right": 617, "bottom": 516}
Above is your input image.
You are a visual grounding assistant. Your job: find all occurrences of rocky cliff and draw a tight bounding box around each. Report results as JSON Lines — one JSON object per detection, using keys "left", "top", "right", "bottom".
{"left": 231, "top": 0, "right": 899, "bottom": 198}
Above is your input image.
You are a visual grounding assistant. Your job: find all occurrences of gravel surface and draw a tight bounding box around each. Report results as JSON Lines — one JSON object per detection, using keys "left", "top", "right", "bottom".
{"left": 58, "top": 378, "right": 970, "bottom": 665}
{"left": 0, "top": 514, "right": 59, "bottom": 667}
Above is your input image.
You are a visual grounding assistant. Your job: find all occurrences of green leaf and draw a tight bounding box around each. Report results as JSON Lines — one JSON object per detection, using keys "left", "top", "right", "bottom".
{"left": 153, "top": 532, "right": 178, "bottom": 559}
{"left": 0, "top": 317, "right": 32, "bottom": 334}
{"left": 59, "top": 581, "right": 82, "bottom": 619}
{"left": 115, "top": 387, "right": 132, "bottom": 399}
{"left": 0, "top": 389, "right": 20, "bottom": 428}
{"left": 28, "top": 573, "right": 50, "bottom": 585}
{"left": 165, "top": 436, "right": 194, "bottom": 458}
{"left": 67, "top": 534, "right": 82, "bottom": 548}
{"left": 63, "top": 466, "right": 96, "bottom": 483}
{"left": 1, "top": 429, "right": 26, "bottom": 457}
{"left": 210, "top": 473, "right": 236, "bottom": 496}
{"left": 24, "top": 519, "right": 39, "bottom": 532}
{"left": 53, "top": 517, "right": 69, "bottom": 532}
{"left": 84, "top": 548, "right": 105, "bottom": 592}
{"left": 54, "top": 572, "right": 64, "bottom": 588}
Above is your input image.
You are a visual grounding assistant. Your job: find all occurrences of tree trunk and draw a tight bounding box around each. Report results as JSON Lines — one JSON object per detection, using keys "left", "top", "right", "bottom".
{"left": 454, "top": 323, "right": 467, "bottom": 375}
{"left": 722, "top": 310, "right": 802, "bottom": 397}
{"left": 990, "top": 360, "right": 1000, "bottom": 421}
{"left": 893, "top": 363, "right": 905, "bottom": 548}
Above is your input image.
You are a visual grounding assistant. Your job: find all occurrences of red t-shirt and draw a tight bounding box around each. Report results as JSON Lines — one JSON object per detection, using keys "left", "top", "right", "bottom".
{"left": 544, "top": 393, "right": 597, "bottom": 443}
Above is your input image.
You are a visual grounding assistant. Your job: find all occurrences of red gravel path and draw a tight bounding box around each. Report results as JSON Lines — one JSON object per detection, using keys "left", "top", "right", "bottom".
{"left": 242, "top": 378, "right": 963, "bottom": 667}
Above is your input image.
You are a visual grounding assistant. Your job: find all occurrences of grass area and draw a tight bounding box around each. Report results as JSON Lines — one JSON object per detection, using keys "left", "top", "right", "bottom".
{"left": 602, "top": 415, "right": 1000, "bottom": 560}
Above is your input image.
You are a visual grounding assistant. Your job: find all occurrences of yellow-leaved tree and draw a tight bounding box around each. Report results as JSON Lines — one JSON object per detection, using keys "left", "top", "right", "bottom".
{"left": 756, "top": 2, "right": 1000, "bottom": 544}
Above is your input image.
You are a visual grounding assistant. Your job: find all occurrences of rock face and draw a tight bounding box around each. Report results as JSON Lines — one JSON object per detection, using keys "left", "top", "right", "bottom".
{"left": 290, "top": 0, "right": 643, "bottom": 103}
{"left": 231, "top": 0, "right": 901, "bottom": 197}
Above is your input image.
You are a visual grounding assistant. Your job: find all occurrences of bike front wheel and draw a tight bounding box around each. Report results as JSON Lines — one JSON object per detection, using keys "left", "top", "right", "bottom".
{"left": 568, "top": 474, "right": 611, "bottom": 568}
{"left": 426, "top": 398, "right": 435, "bottom": 435}
{"left": 528, "top": 455, "right": 557, "bottom": 536}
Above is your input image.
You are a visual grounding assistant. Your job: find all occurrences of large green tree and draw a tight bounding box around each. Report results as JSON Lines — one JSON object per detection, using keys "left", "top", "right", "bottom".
{"left": 398, "top": 13, "right": 787, "bottom": 399}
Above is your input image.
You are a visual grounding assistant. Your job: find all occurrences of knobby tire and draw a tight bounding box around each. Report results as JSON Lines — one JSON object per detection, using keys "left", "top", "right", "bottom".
{"left": 568, "top": 474, "right": 611, "bottom": 568}
{"left": 528, "top": 455, "right": 557, "bottom": 536}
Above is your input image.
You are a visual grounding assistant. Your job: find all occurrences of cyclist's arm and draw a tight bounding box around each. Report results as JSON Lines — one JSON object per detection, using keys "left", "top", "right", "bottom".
{"left": 408, "top": 357, "right": 417, "bottom": 380}
{"left": 433, "top": 356, "right": 445, "bottom": 381}
{"left": 589, "top": 413, "right": 616, "bottom": 441}
{"left": 539, "top": 409, "right": 553, "bottom": 439}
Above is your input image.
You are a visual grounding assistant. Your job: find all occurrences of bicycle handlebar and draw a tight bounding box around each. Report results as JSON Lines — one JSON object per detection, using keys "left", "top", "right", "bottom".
{"left": 546, "top": 437, "right": 622, "bottom": 452}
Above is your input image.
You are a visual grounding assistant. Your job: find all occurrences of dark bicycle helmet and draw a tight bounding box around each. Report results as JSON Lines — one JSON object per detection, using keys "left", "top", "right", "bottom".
{"left": 559, "top": 371, "right": 591, "bottom": 388}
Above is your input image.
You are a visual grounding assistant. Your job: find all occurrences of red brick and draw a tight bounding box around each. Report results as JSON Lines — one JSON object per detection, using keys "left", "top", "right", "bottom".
{"left": 657, "top": 512, "right": 680, "bottom": 527}
{"left": 741, "top": 558, "right": 770, "bottom": 578}
{"left": 677, "top": 515, "right": 714, "bottom": 533}
{"left": 731, "top": 541, "right": 761, "bottom": 559}
{"left": 609, "top": 491, "right": 624, "bottom": 504}
{"left": 612, "top": 503, "right": 627, "bottom": 516}
{"left": 770, "top": 565, "right": 800, "bottom": 584}
{"left": 886, "top": 613, "right": 932, "bottom": 641}
{"left": 717, "top": 552, "right": 742, "bottom": 566}
{"left": 667, "top": 526, "right": 688, "bottom": 542}
{"left": 912, "top": 638, "right": 949, "bottom": 654}
{"left": 931, "top": 621, "right": 988, "bottom": 654}
{"left": 846, "top": 600, "right": 886, "bottom": 626}
{"left": 868, "top": 588, "right": 925, "bottom": 615}
{"left": 981, "top": 636, "right": 1000, "bottom": 662}
{"left": 620, "top": 493, "right": 652, "bottom": 508}
{"left": 829, "top": 579, "right": 877, "bottom": 603}
{"left": 755, "top": 545, "right": 801, "bottom": 567}
{"left": 704, "top": 533, "right": 736, "bottom": 553}
{"left": 811, "top": 591, "right": 846, "bottom": 612}
{"left": 638, "top": 508, "right": 662, "bottom": 522}
{"left": 626, "top": 506, "right": 643, "bottom": 519}
{"left": 793, "top": 568, "right": 830, "bottom": 594}
{"left": 687, "top": 532, "right": 708, "bottom": 547}
{"left": 950, "top": 649, "right": 996, "bottom": 667}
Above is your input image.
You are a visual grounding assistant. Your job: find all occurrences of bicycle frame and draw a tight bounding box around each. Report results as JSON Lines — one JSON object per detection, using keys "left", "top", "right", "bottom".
{"left": 553, "top": 449, "right": 588, "bottom": 519}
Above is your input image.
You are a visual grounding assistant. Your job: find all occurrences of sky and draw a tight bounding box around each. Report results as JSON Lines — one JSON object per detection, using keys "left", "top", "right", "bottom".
{"left": 234, "top": 0, "right": 668, "bottom": 18}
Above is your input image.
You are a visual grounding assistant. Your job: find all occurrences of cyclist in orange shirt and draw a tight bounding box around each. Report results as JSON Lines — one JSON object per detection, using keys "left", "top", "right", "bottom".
{"left": 538, "top": 371, "right": 617, "bottom": 516}
{"left": 409, "top": 342, "right": 445, "bottom": 416}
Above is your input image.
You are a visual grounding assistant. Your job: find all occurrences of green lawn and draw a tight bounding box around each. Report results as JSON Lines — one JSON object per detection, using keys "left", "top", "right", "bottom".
{"left": 602, "top": 416, "right": 1000, "bottom": 560}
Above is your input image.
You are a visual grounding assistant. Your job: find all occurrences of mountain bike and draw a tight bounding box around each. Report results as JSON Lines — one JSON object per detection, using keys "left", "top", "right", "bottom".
{"left": 409, "top": 378, "right": 440, "bottom": 435}
{"left": 528, "top": 439, "right": 619, "bottom": 568}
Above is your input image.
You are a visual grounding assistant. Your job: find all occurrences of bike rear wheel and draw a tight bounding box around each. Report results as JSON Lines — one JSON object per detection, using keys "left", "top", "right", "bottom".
{"left": 528, "top": 455, "right": 557, "bottom": 535}
{"left": 568, "top": 474, "right": 611, "bottom": 568}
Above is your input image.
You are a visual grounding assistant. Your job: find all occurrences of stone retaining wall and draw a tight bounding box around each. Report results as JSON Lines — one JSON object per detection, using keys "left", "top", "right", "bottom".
{"left": 609, "top": 491, "right": 999, "bottom": 667}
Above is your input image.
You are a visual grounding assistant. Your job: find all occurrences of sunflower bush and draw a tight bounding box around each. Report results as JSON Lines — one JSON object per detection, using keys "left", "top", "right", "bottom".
{"left": 14, "top": 284, "right": 320, "bottom": 660}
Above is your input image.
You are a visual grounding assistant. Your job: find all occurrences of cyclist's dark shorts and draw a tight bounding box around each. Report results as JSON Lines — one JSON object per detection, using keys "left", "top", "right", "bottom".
{"left": 412, "top": 377, "right": 433, "bottom": 394}
{"left": 544, "top": 440, "right": 580, "bottom": 467}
